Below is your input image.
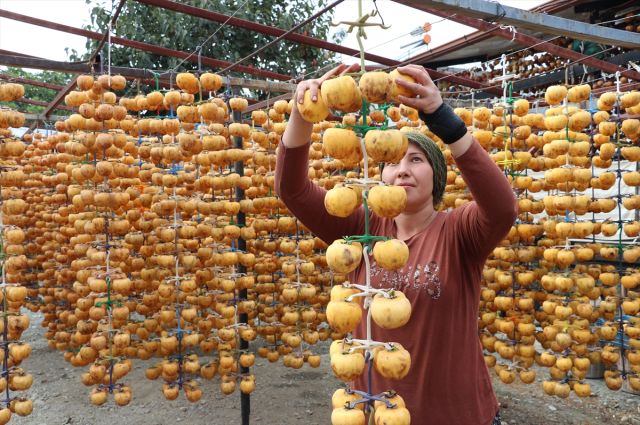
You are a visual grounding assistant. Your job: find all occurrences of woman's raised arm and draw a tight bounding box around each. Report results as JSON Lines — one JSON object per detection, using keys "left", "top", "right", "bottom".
{"left": 275, "top": 64, "right": 365, "bottom": 244}
{"left": 393, "top": 65, "right": 518, "bottom": 262}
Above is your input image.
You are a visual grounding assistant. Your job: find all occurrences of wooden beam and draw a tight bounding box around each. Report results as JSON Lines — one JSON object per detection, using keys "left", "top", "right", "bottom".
{"left": 399, "top": 0, "right": 640, "bottom": 48}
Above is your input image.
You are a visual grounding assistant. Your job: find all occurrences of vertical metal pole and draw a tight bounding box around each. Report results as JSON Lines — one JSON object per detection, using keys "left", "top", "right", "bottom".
{"left": 231, "top": 86, "right": 250, "bottom": 425}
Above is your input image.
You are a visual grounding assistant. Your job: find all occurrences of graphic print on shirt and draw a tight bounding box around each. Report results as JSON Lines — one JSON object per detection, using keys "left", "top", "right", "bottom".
{"left": 370, "top": 260, "right": 441, "bottom": 300}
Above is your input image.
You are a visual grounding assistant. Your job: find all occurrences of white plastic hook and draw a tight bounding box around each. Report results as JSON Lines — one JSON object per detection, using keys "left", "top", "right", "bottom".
{"left": 498, "top": 25, "right": 518, "bottom": 42}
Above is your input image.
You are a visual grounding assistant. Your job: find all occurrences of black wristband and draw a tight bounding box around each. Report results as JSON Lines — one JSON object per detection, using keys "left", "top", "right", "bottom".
{"left": 418, "top": 103, "right": 468, "bottom": 145}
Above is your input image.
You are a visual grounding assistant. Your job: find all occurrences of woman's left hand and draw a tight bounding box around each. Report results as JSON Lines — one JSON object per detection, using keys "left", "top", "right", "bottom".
{"left": 394, "top": 65, "right": 443, "bottom": 115}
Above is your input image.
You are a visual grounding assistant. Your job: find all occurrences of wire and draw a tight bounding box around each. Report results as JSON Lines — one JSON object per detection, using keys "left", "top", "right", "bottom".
{"left": 354, "top": 14, "right": 456, "bottom": 55}
{"left": 372, "top": 0, "right": 385, "bottom": 26}
{"left": 164, "top": 0, "right": 251, "bottom": 74}
{"left": 216, "top": 0, "right": 344, "bottom": 76}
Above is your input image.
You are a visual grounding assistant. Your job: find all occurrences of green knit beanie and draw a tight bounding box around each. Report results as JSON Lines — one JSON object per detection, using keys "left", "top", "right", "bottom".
{"left": 380, "top": 131, "right": 447, "bottom": 208}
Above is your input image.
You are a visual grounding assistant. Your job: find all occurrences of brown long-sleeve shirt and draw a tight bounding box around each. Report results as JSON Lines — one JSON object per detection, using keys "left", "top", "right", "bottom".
{"left": 275, "top": 137, "right": 517, "bottom": 425}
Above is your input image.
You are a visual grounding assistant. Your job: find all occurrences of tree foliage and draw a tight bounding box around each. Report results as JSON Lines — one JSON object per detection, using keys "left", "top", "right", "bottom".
{"left": 68, "top": 0, "right": 347, "bottom": 87}
{"left": 0, "top": 68, "right": 73, "bottom": 117}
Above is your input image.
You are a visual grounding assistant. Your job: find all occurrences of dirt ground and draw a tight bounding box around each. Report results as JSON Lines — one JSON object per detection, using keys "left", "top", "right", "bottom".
{"left": 8, "top": 310, "right": 640, "bottom": 425}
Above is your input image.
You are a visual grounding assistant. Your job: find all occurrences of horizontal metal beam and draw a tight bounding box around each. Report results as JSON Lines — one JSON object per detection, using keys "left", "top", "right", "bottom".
{"left": 0, "top": 54, "right": 295, "bottom": 93}
{"left": 405, "top": 0, "right": 588, "bottom": 64}
{"left": 400, "top": 0, "right": 640, "bottom": 48}
{"left": 133, "top": 0, "right": 397, "bottom": 67}
{"left": 415, "top": 7, "right": 640, "bottom": 82}
{"left": 0, "top": 9, "right": 293, "bottom": 82}
{"left": 0, "top": 73, "right": 65, "bottom": 91}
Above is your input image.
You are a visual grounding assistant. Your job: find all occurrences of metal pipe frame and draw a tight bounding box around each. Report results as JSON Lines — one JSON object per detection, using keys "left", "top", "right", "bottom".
{"left": 398, "top": 0, "right": 640, "bottom": 48}
{"left": 133, "top": 0, "right": 398, "bottom": 66}
{"left": 0, "top": 9, "right": 292, "bottom": 82}
{"left": 405, "top": 0, "right": 589, "bottom": 64}
{"left": 0, "top": 9, "right": 529, "bottom": 98}
{"left": 411, "top": 5, "right": 640, "bottom": 82}
{"left": 130, "top": 0, "right": 520, "bottom": 95}
{"left": 0, "top": 73, "right": 65, "bottom": 91}
{"left": 0, "top": 54, "right": 297, "bottom": 93}
{"left": 217, "top": 0, "right": 344, "bottom": 75}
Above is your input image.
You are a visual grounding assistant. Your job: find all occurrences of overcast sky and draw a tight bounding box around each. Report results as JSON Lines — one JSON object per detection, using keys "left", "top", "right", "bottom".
{"left": 0, "top": 0, "right": 547, "bottom": 74}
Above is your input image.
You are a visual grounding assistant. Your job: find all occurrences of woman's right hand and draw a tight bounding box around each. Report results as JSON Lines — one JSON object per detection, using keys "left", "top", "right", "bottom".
{"left": 284, "top": 63, "right": 360, "bottom": 149}
{"left": 294, "top": 63, "right": 361, "bottom": 105}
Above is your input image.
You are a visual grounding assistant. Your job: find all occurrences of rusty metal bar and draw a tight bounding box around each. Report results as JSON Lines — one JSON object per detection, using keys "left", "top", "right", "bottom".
{"left": 406, "top": 0, "right": 589, "bottom": 64}
{"left": 0, "top": 73, "right": 65, "bottom": 91}
{"left": 24, "top": 121, "right": 39, "bottom": 136}
{"left": 0, "top": 9, "right": 524, "bottom": 97}
{"left": 414, "top": 6, "right": 640, "bottom": 82}
{"left": 0, "top": 9, "right": 293, "bottom": 82}
{"left": 0, "top": 54, "right": 295, "bottom": 92}
{"left": 0, "top": 11, "right": 530, "bottom": 98}
{"left": 398, "top": 0, "right": 640, "bottom": 48}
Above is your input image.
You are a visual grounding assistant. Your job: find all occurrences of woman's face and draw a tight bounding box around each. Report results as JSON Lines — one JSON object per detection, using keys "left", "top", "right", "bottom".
{"left": 381, "top": 142, "right": 434, "bottom": 213}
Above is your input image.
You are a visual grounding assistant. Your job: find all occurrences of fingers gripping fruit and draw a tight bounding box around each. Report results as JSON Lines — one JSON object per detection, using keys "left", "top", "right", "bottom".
{"left": 321, "top": 76, "right": 362, "bottom": 113}
{"left": 389, "top": 69, "right": 417, "bottom": 103}
{"left": 297, "top": 89, "right": 330, "bottom": 123}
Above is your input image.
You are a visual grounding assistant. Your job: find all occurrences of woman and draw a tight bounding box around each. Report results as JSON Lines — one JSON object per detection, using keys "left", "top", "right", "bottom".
{"left": 275, "top": 64, "right": 518, "bottom": 425}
